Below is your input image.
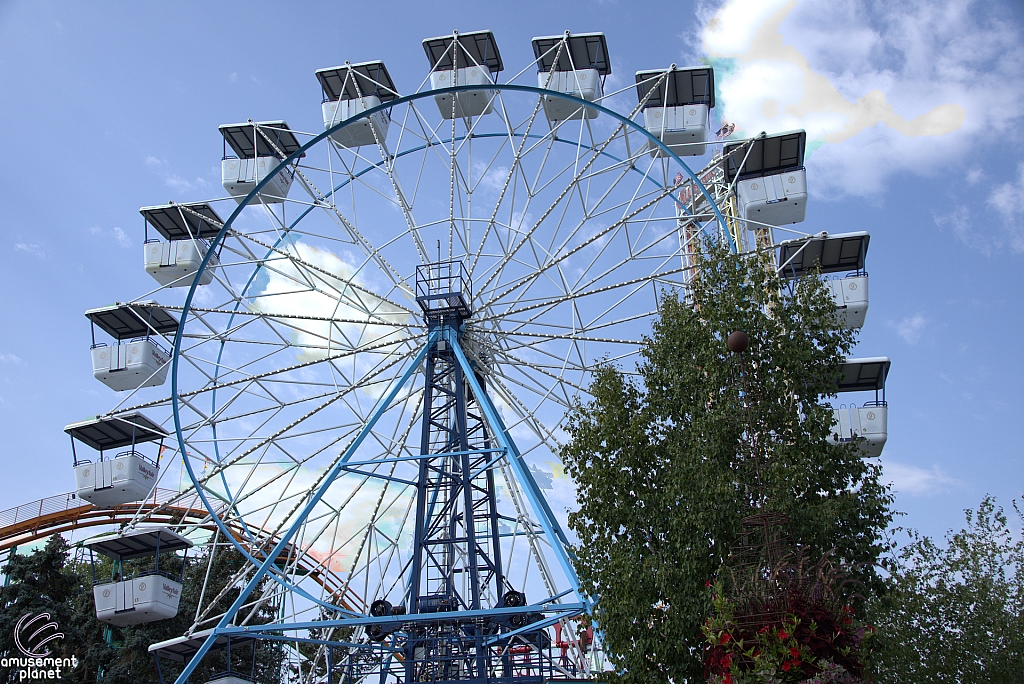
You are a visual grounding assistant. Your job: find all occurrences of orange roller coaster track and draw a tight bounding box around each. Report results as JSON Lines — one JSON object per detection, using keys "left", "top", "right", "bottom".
{"left": 0, "top": 489, "right": 360, "bottom": 609}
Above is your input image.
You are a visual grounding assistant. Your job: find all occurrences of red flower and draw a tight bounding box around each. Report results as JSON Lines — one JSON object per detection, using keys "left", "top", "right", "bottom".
{"left": 789, "top": 648, "right": 800, "bottom": 657}
{"left": 705, "top": 580, "right": 713, "bottom": 588}
{"left": 781, "top": 661, "right": 792, "bottom": 672}
{"left": 720, "top": 633, "right": 732, "bottom": 644}
{"left": 722, "top": 655, "right": 732, "bottom": 668}
{"left": 777, "top": 630, "right": 789, "bottom": 640}
{"left": 759, "top": 625, "right": 769, "bottom": 634}
{"left": 723, "top": 675, "right": 734, "bottom": 684}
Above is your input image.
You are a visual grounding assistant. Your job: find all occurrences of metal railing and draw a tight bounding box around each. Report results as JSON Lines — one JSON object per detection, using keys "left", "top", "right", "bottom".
{"left": 0, "top": 487, "right": 182, "bottom": 530}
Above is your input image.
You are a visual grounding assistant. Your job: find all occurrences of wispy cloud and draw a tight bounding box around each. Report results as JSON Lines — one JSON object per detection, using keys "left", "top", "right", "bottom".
{"left": 934, "top": 205, "right": 993, "bottom": 255}
{"left": 884, "top": 460, "right": 958, "bottom": 496}
{"left": 892, "top": 313, "right": 928, "bottom": 345}
{"left": 144, "top": 156, "right": 209, "bottom": 193}
{"left": 89, "top": 226, "right": 131, "bottom": 248}
{"left": 0, "top": 352, "right": 23, "bottom": 364}
{"left": 987, "top": 162, "right": 1024, "bottom": 249}
{"left": 936, "top": 164, "right": 1024, "bottom": 254}
{"left": 14, "top": 243, "right": 46, "bottom": 258}
{"left": 112, "top": 227, "right": 131, "bottom": 247}
{"left": 164, "top": 174, "right": 207, "bottom": 192}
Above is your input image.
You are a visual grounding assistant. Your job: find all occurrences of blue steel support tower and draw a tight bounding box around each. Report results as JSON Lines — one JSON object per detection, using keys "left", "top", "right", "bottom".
{"left": 396, "top": 261, "right": 547, "bottom": 683}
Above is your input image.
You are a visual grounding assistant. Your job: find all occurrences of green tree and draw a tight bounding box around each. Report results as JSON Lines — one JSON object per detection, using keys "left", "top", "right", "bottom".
{"left": 0, "top": 536, "right": 89, "bottom": 682}
{"left": 560, "top": 246, "right": 894, "bottom": 683}
{"left": 868, "top": 495, "right": 1024, "bottom": 683}
{"left": 0, "top": 536, "right": 283, "bottom": 684}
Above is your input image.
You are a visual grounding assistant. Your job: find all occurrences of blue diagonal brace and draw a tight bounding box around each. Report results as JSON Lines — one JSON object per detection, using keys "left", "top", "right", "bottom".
{"left": 444, "top": 327, "right": 588, "bottom": 609}
{"left": 173, "top": 328, "right": 439, "bottom": 684}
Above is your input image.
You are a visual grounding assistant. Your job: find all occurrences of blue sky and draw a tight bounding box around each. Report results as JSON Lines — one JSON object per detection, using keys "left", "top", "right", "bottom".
{"left": 0, "top": 0, "right": 1022, "bottom": 546}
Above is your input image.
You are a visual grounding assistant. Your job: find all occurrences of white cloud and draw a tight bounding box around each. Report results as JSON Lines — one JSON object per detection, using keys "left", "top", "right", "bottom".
{"left": 89, "top": 226, "right": 131, "bottom": 248}
{"left": 14, "top": 243, "right": 45, "bottom": 258}
{"left": 144, "top": 156, "right": 209, "bottom": 193}
{"left": 473, "top": 160, "right": 510, "bottom": 195}
{"left": 883, "top": 460, "right": 958, "bottom": 496}
{"left": 249, "top": 239, "right": 414, "bottom": 368}
{"left": 697, "top": 0, "right": 1024, "bottom": 197}
{"left": 934, "top": 205, "right": 987, "bottom": 253}
{"left": 987, "top": 163, "right": 1024, "bottom": 237}
{"left": 938, "top": 164, "right": 1024, "bottom": 254}
{"left": 161, "top": 174, "right": 203, "bottom": 192}
{"left": 112, "top": 227, "right": 131, "bottom": 248}
{"left": 892, "top": 313, "right": 928, "bottom": 344}
{"left": 0, "top": 353, "right": 22, "bottom": 364}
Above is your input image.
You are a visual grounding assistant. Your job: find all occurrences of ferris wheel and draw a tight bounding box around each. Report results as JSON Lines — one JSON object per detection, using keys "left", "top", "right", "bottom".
{"left": 61, "top": 29, "right": 889, "bottom": 684}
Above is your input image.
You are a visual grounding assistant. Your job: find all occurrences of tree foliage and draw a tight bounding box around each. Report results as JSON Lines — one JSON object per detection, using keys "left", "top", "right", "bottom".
{"left": 0, "top": 536, "right": 91, "bottom": 682}
{"left": 0, "top": 535, "right": 282, "bottom": 683}
{"left": 560, "top": 246, "right": 893, "bottom": 683}
{"left": 868, "top": 495, "right": 1024, "bottom": 683}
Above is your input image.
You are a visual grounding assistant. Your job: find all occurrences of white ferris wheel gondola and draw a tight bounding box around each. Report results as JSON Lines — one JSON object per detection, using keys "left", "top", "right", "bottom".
{"left": 86, "top": 301, "right": 178, "bottom": 391}
{"left": 635, "top": 65, "right": 715, "bottom": 157}
{"left": 531, "top": 32, "right": 610, "bottom": 123}
{"left": 317, "top": 60, "right": 399, "bottom": 149}
{"left": 829, "top": 357, "right": 890, "bottom": 457}
{"left": 423, "top": 30, "right": 503, "bottom": 118}
{"left": 778, "top": 230, "right": 870, "bottom": 329}
{"left": 84, "top": 526, "right": 193, "bottom": 626}
{"left": 724, "top": 129, "right": 808, "bottom": 227}
{"left": 141, "top": 202, "right": 223, "bottom": 288}
{"left": 219, "top": 120, "right": 303, "bottom": 205}
{"left": 66, "top": 412, "right": 165, "bottom": 506}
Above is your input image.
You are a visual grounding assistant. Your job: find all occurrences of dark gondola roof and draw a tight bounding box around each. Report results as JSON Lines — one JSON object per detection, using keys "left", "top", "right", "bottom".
{"left": 635, "top": 66, "right": 714, "bottom": 109}
{"left": 140, "top": 203, "right": 222, "bottom": 241}
{"left": 777, "top": 232, "right": 869, "bottom": 277}
{"left": 65, "top": 412, "right": 168, "bottom": 451}
{"left": 84, "top": 527, "right": 192, "bottom": 561}
{"left": 532, "top": 33, "right": 610, "bottom": 75}
{"left": 724, "top": 130, "right": 806, "bottom": 182}
{"left": 837, "top": 357, "right": 890, "bottom": 393}
{"left": 219, "top": 121, "right": 304, "bottom": 160}
{"left": 423, "top": 30, "right": 503, "bottom": 72}
{"left": 86, "top": 302, "right": 179, "bottom": 340}
{"left": 316, "top": 61, "right": 399, "bottom": 102}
